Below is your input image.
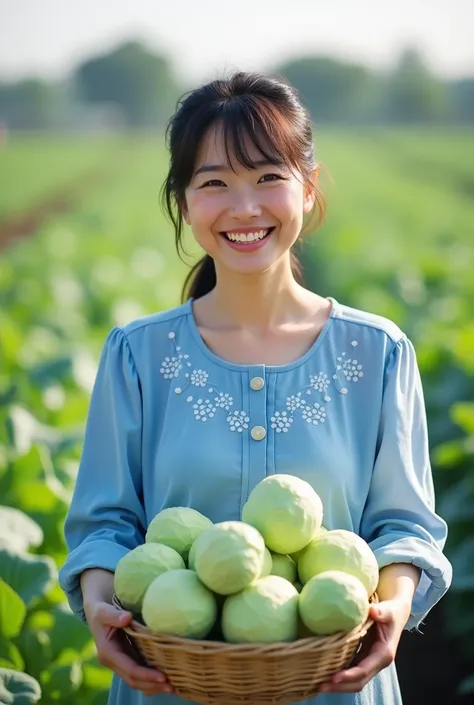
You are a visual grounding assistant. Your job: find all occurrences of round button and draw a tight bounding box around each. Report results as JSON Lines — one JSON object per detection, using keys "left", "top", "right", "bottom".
{"left": 251, "top": 425, "right": 267, "bottom": 441}
{"left": 250, "top": 376, "right": 265, "bottom": 391}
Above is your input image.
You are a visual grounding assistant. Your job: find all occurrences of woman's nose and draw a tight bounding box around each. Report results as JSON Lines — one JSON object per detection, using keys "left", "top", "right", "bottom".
{"left": 228, "top": 190, "right": 263, "bottom": 219}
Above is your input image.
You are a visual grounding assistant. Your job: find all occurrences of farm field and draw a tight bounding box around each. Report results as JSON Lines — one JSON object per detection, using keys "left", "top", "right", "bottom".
{"left": 1, "top": 129, "right": 473, "bottom": 705}
{"left": 0, "top": 135, "right": 125, "bottom": 220}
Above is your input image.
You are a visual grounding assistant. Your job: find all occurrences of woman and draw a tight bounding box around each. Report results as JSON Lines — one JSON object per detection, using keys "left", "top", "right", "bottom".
{"left": 59, "top": 71, "right": 452, "bottom": 704}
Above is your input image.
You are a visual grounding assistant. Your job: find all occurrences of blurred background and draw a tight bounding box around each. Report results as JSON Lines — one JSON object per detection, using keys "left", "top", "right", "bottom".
{"left": 0, "top": 1, "right": 473, "bottom": 703}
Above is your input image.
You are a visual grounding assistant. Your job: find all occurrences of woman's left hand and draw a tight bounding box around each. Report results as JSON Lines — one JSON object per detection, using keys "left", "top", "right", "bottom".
{"left": 318, "top": 598, "right": 411, "bottom": 694}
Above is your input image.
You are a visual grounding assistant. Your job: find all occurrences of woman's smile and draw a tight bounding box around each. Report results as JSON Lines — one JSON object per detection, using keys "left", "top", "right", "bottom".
{"left": 220, "top": 226, "right": 276, "bottom": 252}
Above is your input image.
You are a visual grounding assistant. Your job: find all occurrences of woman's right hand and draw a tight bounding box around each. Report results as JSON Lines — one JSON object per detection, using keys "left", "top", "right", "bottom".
{"left": 84, "top": 600, "right": 174, "bottom": 697}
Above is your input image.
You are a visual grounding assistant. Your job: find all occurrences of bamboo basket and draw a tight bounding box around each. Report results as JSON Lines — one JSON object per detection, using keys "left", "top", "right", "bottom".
{"left": 113, "top": 593, "right": 378, "bottom": 705}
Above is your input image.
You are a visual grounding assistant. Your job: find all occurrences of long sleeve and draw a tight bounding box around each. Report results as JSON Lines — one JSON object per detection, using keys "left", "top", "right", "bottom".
{"left": 58, "top": 327, "right": 147, "bottom": 621}
{"left": 360, "top": 336, "right": 452, "bottom": 631}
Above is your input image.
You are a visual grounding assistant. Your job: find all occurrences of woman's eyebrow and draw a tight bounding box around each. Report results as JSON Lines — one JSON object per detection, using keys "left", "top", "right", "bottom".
{"left": 193, "top": 158, "right": 285, "bottom": 177}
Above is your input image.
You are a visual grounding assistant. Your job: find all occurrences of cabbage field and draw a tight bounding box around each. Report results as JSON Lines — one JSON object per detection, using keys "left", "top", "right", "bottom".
{"left": 1, "top": 129, "right": 473, "bottom": 704}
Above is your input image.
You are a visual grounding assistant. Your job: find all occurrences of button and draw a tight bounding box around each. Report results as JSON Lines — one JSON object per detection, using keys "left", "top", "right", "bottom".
{"left": 250, "top": 376, "right": 265, "bottom": 391}
{"left": 251, "top": 425, "right": 267, "bottom": 441}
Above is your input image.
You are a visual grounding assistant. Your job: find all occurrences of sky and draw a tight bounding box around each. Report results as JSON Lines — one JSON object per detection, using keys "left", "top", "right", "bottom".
{"left": 1, "top": 0, "right": 473, "bottom": 86}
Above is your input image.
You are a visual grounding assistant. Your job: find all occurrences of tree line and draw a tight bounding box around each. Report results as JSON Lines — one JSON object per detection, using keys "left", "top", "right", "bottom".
{"left": 0, "top": 40, "right": 473, "bottom": 130}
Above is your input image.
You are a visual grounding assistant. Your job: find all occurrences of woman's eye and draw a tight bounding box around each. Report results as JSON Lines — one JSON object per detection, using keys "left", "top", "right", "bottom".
{"left": 200, "top": 173, "right": 284, "bottom": 188}
{"left": 201, "top": 179, "right": 225, "bottom": 188}
{"left": 259, "top": 173, "right": 283, "bottom": 183}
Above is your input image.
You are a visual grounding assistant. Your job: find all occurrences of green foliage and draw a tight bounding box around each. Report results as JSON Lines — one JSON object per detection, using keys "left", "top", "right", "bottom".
{"left": 0, "top": 135, "right": 187, "bottom": 703}
{"left": 0, "top": 667, "right": 42, "bottom": 704}
{"left": 75, "top": 40, "right": 180, "bottom": 127}
{"left": 274, "top": 48, "right": 462, "bottom": 125}
{"left": 0, "top": 137, "right": 121, "bottom": 220}
{"left": 0, "top": 78, "right": 63, "bottom": 130}
{"left": 274, "top": 57, "right": 374, "bottom": 123}
{"left": 381, "top": 49, "right": 450, "bottom": 123}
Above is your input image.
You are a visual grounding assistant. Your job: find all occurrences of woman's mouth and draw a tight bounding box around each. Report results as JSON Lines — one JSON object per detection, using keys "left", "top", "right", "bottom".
{"left": 220, "top": 227, "right": 275, "bottom": 251}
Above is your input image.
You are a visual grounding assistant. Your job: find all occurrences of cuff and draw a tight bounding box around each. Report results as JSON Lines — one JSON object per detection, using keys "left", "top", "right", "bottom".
{"left": 58, "top": 539, "right": 132, "bottom": 622}
{"left": 370, "top": 535, "right": 452, "bottom": 631}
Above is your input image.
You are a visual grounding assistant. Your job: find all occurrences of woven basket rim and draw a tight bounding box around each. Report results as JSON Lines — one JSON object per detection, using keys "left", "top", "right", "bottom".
{"left": 112, "top": 592, "right": 378, "bottom": 655}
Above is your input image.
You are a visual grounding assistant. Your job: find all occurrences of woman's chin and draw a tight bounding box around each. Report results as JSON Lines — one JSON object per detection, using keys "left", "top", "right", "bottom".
{"left": 215, "top": 242, "right": 289, "bottom": 276}
{"left": 218, "top": 254, "right": 283, "bottom": 277}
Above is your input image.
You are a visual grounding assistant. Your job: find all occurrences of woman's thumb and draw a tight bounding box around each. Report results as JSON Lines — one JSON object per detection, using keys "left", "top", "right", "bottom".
{"left": 370, "top": 603, "right": 391, "bottom": 622}
{"left": 100, "top": 603, "right": 132, "bottom": 627}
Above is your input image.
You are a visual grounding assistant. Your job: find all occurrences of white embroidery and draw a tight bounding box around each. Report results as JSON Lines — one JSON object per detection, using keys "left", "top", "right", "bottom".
{"left": 215, "top": 392, "right": 233, "bottom": 410}
{"left": 190, "top": 369, "right": 208, "bottom": 386}
{"left": 301, "top": 403, "right": 327, "bottom": 425}
{"left": 339, "top": 357, "right": 364, "bottom": 382}
{"left": 159, "top": 331, "right": 364, "bottom": 432}
{"left": 310, "top": 372, "right": 330, "bottom": 393}
{"left": 271, "top": 411, "right": 293, "bottom": 433}
{"left": 192, "top": 398, "right": 216, "bottom": 422}
{"left": 227, "top": 410, "right": 250, "bottom": 432}
{"left": 160, "top": 356, "right": 181, "bottom": 379}
{"left": 286, "top": 393, "right": 304, "bottom": 412}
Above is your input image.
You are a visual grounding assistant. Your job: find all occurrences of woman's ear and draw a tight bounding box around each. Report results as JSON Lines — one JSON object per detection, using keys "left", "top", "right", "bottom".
{"left": 182, "top": 200, "right": 191, "bottom": 226}
{"left": 303, "top": 164, "right": 320, "bottom": 214}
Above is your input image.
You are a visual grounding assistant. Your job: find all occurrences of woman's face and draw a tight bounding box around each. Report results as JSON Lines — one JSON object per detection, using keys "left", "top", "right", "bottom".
{"left": 183, "top": 124, "right": 316, "bottom": 277}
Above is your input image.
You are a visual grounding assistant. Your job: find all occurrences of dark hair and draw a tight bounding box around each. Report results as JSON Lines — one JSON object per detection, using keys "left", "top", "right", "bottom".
{"left": 160, "top": 71, "right": 326, "bottom": 302}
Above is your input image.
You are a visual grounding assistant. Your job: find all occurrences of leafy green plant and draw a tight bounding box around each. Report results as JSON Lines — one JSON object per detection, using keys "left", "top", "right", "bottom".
{"left": 0, "top": 667, "right": 42, "bottom": 704}
{"left": 0, "top": 506, "right": 112, "bottom": 704}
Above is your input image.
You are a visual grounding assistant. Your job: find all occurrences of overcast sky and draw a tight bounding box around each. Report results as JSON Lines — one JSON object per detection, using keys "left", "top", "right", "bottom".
{"left": 1, "top": 0, "right": 473, "bottom": 85}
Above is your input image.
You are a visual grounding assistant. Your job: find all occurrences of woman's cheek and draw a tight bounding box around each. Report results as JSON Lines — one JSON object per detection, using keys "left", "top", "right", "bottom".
{"left": 196, "top": 194, "right": 226, "bottom": 224}
{"left": 267, "top": 187, "right": 295, "bottom": 214}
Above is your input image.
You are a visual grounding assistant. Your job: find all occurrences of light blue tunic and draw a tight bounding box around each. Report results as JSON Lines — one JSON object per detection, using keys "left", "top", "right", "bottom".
{"left": 59, "top": 296, "right": 452, "bottom": 705}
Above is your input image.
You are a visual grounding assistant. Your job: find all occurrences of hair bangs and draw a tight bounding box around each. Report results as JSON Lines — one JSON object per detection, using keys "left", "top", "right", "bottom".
{"left": 216, "top": 97, "right": 294, "bottom": 175}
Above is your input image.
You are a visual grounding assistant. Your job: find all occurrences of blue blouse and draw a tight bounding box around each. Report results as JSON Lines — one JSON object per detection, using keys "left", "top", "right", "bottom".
{"left": 59, "top": 296, "right": 452, "bottom": 705}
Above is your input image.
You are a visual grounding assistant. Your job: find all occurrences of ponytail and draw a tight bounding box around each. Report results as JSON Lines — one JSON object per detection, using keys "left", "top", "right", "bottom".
{"left": 181, "top": 254, "right": 216, "bottom": 302}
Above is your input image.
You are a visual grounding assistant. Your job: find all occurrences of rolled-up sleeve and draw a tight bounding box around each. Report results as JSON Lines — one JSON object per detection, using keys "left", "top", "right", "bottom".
{"left": 58, "top": 327, "right": 147, "bottom": 621}
{"left": 360, "top": 336, "right": 452, "bottom": 631}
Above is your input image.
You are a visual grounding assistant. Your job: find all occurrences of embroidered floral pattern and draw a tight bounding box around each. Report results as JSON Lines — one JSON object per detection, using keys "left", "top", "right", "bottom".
{"left": 160, "top": 331, "right": 364, "bottom": 433}
{"left": 227, "top": 410, "right": 250, "bottom": 432}
{"left": 160, "top": 356, "right": 181, "bottom": 379}
{"left": 271, "top": 411, "right": 293, "bottom": 433}
{"left": 192, "top": 398, "right": 216, "bottom": 422}
{"left": 339, "top": 357, "right": 364, "bottom": 382}
{"left": 301, "top": 403, "right": 327, "bottom": 425}
{"left": 286, "top": 393, "right": 304, "bottom": 413}
{"left": 190, "top": 369, "right": 208, "bottom": 387}
{"left": 215, "top": 392, "right": 233, "bottom": 410}
{"left": 310, "top": 372, "right": 330, "bottom": 393}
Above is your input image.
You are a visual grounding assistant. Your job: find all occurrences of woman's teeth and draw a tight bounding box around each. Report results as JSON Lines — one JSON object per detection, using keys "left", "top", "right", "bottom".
{"left": 224, "top": 228, "right": 272, "bottom": 242}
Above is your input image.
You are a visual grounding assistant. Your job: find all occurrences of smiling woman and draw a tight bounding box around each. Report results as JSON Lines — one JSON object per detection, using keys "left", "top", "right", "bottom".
{"left": 59, "top": 70, "right": 452, "bottom": 705}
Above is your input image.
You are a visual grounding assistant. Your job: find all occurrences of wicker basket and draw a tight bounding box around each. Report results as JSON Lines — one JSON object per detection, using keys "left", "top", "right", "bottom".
{"left": 112, "top": 592, "right": 377, "bottom": 705}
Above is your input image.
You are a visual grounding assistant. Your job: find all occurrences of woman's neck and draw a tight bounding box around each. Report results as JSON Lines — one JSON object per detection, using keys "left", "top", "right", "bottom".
{"left": 196, "top": 259, "right": 319, "bottom": 331}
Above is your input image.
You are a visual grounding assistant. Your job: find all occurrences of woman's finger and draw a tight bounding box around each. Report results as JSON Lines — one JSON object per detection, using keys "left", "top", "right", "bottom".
{"left": 336, "top": 641, "right": 393, "bottom": 683}
{"left": 123, "top": 675, "right": 174, "bottom": 695}
{"left": 97, "top": 640, "right": 167, "bottom": 685}
{"left": 115, "top": 668, "right": 174, "bottom": 695}
{"left": 319, "top": 642, "right": 393, "bottom": 693}
{"left": 135, "top": 683, "right": 174, "bottom": 696}
{"left": 95, "top": 603, "right": 133, "bottom": 628}
{"left": 319, "top": 680, "right": 366, "bottom": 694}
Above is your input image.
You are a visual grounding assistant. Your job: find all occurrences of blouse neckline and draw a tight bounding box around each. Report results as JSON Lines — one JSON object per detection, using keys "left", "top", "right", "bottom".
{"left": 184, "top": 296, "right": 339, "bottom": 373}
